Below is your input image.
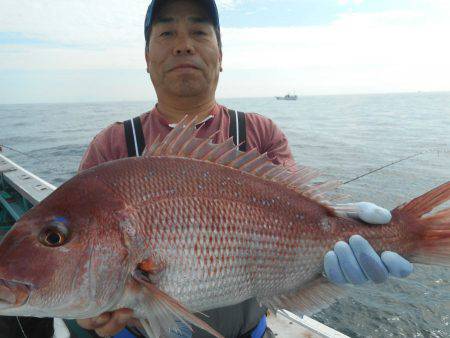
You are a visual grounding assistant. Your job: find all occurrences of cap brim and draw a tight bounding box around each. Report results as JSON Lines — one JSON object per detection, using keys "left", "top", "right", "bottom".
{"left": 145, "top": 0, "right": 220, "bottom": 42}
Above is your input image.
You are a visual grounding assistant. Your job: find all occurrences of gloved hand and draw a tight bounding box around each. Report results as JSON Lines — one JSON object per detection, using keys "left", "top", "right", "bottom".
{"left": 324, "top": 202, "right": 413, "bottom": 285}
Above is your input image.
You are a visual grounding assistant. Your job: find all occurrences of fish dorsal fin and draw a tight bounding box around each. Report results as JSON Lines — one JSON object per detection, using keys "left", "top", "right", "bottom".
{"left": 143, "top": 116, "right": 347, "bottom": 213}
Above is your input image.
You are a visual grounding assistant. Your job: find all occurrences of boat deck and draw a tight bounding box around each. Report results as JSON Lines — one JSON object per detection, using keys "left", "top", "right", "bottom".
{"left": 0, "top": 153, "right": 348, "bottom": 338}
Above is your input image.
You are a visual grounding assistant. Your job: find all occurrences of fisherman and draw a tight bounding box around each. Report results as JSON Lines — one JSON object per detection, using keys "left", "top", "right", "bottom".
{"left": 73, "top": 1, "right": 414, "bottom": 337}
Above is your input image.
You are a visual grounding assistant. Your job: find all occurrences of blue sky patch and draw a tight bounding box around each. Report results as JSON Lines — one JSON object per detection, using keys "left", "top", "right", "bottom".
{"left": 219, "top": 0, "right": 422, "bottom": 27}
{"left": 0, "top": 32, "right": 83, "bottom": 48}
{"left": 0, "top": 32, "right": 48, "bottom": 45}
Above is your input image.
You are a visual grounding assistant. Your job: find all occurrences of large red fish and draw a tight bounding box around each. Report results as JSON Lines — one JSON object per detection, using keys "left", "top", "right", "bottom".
{"left": 0, "top": 117, "right": 449, "bottom": 338}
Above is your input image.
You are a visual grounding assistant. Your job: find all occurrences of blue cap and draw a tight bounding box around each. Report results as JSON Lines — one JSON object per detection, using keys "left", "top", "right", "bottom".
{"left": 144, "top": 0, "right": 220, "bottom": 44}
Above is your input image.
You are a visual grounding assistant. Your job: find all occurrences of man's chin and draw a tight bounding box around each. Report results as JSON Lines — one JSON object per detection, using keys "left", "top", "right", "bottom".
{"left": 167, "top": 84, "right": 207, "bottom": 98}
{"left": 161, "top": 74, "right": 207, "bottom": 95}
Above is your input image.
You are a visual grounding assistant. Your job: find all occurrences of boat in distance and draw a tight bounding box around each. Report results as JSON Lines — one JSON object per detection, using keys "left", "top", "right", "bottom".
{"left": 276, "top": 94, "right": 298, "bottom": 101}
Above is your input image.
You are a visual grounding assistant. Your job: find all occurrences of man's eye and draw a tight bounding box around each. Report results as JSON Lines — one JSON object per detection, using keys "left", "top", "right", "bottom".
{"left": 193, "top": 30, "right": 206, "bottom": 36}
{"left": 160, "top": 31, "right": 173, "bottom": 37}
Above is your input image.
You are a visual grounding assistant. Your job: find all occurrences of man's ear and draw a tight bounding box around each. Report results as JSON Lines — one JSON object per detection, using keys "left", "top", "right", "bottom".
{"left": 219, "top": 52, "right": 223, "bottom": 72}
{"left": 145, "top": 48, "right": 151, "bottom": 74}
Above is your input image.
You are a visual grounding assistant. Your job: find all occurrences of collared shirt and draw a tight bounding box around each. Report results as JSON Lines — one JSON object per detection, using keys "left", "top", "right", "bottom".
{"left": 79, "top": 104, "right": 296, "bottom": 171}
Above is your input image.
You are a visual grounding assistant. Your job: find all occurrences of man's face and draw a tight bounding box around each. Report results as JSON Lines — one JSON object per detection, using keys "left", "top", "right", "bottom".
{"left": 145, "top": 0, "right": 222, "bottom": 98}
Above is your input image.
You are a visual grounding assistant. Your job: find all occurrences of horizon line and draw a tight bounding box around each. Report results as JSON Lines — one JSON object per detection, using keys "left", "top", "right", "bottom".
{"left": 1, "top": 90, "right": 449, "bottom": 106}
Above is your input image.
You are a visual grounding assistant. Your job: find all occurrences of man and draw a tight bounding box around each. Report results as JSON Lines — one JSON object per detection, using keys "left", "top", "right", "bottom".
{"left": 76, "top": 1, "right": 413, "bottom": 337}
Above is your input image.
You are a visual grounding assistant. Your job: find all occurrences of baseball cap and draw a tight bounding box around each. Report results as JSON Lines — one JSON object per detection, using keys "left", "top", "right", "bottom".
{"left": 144, "top": 0, "right": 220, "bottom": 44}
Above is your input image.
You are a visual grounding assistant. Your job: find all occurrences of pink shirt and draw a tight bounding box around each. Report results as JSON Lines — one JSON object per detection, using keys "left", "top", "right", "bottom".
{"left": 79, "top": 104, "right": 296, "bottom": 171}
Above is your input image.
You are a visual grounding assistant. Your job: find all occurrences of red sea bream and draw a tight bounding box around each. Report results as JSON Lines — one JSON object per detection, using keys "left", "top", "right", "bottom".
{"left": 0, "top": 117, "right": 449, "bottom": 337}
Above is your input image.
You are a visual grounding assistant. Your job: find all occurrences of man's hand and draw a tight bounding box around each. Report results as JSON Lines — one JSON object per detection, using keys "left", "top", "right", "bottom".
{"left": 76, "top": 308, "right": 140, "bottom": 337}
{"left": 324, "top": 202, "right": 413, "bottom": 285}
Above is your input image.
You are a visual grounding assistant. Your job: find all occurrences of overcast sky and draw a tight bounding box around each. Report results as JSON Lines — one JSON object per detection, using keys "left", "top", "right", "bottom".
{"left": 1, "top": 0, "right": 449, "bottom": 103}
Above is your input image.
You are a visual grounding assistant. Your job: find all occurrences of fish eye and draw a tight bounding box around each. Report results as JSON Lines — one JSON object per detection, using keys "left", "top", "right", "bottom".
{"left": 39, "top": 226, "right": 69, "bottom": 247}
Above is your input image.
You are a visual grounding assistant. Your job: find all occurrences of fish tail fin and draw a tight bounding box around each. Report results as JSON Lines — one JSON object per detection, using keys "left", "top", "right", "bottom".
{"left": 396, "top": 181, "right": 450, "bottom": 266}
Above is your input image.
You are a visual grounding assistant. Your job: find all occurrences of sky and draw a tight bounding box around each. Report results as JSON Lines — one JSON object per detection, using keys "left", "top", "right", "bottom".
{"left": 0, "top": 0, "right": 449, "bottom": 104}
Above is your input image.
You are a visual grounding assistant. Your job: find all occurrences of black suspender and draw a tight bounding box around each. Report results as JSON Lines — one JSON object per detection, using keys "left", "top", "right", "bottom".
{"left": 227, "top": 110, "right": 247, "bottom": 152}
{"left": 124, "top": 116, "right": 146, "bottom": 157}
{"left": 124, "top": 110, "right": 246, "bottom": 158}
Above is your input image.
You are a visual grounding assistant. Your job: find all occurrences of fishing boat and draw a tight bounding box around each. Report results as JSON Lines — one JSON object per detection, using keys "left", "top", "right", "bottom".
{"left": 276, "top": 94, "right": 298, "bottom": 101}
{"left": 0, "top": 153, "right": 348, "bottom": 338}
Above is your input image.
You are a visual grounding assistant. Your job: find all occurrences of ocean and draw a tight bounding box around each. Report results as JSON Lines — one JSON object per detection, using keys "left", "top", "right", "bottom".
{"left": 1, "top": 92, "right": 449, "bottom": 337}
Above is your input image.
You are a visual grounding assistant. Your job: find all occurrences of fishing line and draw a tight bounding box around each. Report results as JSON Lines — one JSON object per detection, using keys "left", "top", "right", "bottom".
{"left": 0, "top": 145, "right": 40, "bottom": 160}
{"left": 16, "top": 317, "right": 27, "bottom": 338}
{"left": 0, "top": 144, "right": 71, "bottom": 178}
{"left": 2, "top": 143, "right": 448, "bottom": 185}
{"left": 343, "top": 151, "right": 429, "bottom": 185}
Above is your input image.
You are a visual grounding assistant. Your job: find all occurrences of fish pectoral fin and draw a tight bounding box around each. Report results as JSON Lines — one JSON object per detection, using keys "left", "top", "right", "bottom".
{"left": 258, "top": 276, "right": 347, "bottom": 317}
{"left": 132, "top": 270, "right": 224, "bottom": 338}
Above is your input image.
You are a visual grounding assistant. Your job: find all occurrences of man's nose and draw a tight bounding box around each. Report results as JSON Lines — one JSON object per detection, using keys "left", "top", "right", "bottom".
{"left": 173, "top": 35, "right": 195, "bottom": 55}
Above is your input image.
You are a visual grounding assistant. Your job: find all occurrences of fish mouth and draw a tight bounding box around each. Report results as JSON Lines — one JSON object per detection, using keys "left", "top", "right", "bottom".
{"left": 0, "top": 279, "right": 30, "bottom": 309}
